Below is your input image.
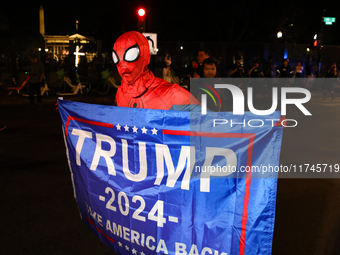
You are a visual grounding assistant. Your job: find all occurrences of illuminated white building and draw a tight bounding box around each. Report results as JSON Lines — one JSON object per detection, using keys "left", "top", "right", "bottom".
{"left": 39, "top": 6, "right": 95, "bottom": 64}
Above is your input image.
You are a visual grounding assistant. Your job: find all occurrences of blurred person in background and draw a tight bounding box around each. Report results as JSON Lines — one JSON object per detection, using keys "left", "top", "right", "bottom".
{"left": 194, "top": 58, "right": 222, "bottom": 112}
{"left": 28, "top": 54, "right": 45, "bottom": 108}
{"left": 264, "top": 56, "right": 275, "bottom": 78}
{"left": 229, "top": 56, "right": 245, "bottom": 77}
{"left": 163, "top": 54, "right": 180, "bottom": 84}
{"left": 188, "top": 49, "right": 211, "bottom": 78}
{"left": 294, "top": 61, "right": 303, "bottom": 78}
{"left": 323, "top": 63, "right": 337, "bottom": 101}
{"left": 248, "top": 61, "right": 264, "bottom": 77}
{"left": 277, "top": 59, "right": 292, "bottom": 78}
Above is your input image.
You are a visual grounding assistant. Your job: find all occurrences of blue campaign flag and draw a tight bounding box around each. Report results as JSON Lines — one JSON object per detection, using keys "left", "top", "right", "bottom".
{"left": 58, "top": 99, "right": 283, "bottom": 255}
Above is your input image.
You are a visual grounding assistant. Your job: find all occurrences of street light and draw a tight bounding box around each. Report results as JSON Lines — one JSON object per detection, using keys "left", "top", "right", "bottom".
{"left": 277, "top": 31, "right": 282, "bottom": 38}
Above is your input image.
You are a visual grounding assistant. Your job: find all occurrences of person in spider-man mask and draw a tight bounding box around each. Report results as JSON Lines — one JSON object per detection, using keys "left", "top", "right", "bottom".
{"left": 112, "top": 31, "right": 200, "bottom": 110}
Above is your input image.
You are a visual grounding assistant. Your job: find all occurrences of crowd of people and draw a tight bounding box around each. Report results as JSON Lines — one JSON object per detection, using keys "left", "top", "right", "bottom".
{"left": 161, "top": 49, "right": 338, "bottom": 101}
{"left": 161, "top": 49, "right": 337, "bottom": 80}
{"left": 6, "top": 36, "right": 337, "bottom": 112}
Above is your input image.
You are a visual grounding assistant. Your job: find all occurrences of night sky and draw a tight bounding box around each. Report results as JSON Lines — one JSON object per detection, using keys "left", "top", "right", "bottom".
{"left": 1, "top": 0, "right": 340, "bottom": 44}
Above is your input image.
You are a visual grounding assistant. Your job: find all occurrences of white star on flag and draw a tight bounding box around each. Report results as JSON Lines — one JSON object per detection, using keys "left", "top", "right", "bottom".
{"left": 118, "top": 241, "right": 122, "bottom": 247}
{"left": 116, "top": 123, "right": 121, "bottom": 130}
{"left": 132, "top": 126, "right": 138, "bottom": 133}
{"left": 140, "top": 252, "right": 146, "bottom": 255}
{"left": 132, "top": 248, "right": 137, "bottom": 254}
{"left": 141, "top": 126, "right": 147, "bottom": 134}
{"left": 151, "top": 127, "right": 158, "bottom": 135}
{"left": 125, "top": 245, "right": 130, "bottom": 251}
{"left": 124, "top": 125, "right": 129, "bottom": 132}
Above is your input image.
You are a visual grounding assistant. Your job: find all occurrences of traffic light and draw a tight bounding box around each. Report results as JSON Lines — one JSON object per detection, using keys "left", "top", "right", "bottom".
{"left": 313, "top": 34, "right": 320, "bottom": 47}
{"left": 137, "top": 8, "right": 146, "bottom": 32}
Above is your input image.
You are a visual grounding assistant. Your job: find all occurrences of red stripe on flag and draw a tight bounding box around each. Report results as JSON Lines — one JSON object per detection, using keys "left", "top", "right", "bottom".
{"left": 163, "top": 129, "right": 256, "bottom": 255}
{"left": 163, "top": 129, "right": 255, "bottom": 139}
{"left": 85, "top": 216, "right": 116, "bottom": 243}
{"left": 239, "top": 135, "right": 255, "bottom": 255}
{"left": 65, "top": 116, "right": 113, "bottom": 137}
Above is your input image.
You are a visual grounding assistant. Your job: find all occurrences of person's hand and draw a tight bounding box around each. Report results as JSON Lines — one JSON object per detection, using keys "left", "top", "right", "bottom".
{"left": 193, "top": 72, "right": 200, "bottom": 78}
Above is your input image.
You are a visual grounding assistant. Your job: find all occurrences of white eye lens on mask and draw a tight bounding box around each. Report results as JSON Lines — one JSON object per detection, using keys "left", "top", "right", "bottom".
{"left": 124, "top": 44, "right": 140, "bottom": 62}
{"left": 112, "top": 50, "right": 119, "bottom": 64}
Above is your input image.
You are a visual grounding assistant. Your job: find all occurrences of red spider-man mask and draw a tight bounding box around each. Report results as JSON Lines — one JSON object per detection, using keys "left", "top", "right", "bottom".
{"left": 112, "top": 31, "right": 150, "bottom": 86}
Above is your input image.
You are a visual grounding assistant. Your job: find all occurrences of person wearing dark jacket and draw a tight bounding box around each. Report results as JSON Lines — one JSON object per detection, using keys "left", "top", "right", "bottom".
{"left": 28, "top": 54, "right": 45, "bottom": 106}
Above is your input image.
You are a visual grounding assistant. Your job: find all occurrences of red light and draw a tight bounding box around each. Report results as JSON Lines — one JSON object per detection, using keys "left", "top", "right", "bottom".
{"left": 314, "top": 40, "right": 317, "bottom": 46}
{"left": 138, "top": 8, "right": 145, "bottom": 17}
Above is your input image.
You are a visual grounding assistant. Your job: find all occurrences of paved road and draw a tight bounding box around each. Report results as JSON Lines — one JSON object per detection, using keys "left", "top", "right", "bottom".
{"left": 1, "top": 90, "right": 340, "bottom": 254}
{"left": 1, "top": 92, "right": 116, "bottom": 254}
{"left": 273, "top": 92, "right": 340, "bottom": 255}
